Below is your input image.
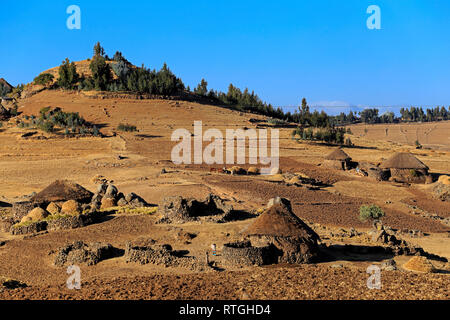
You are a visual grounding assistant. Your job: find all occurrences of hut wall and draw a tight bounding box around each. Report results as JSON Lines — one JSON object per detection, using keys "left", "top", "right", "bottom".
{"left": 222, "top": 241, "right": 276, "bottom": 266}
{"left": 249, "top": 235, "right": 318, "bottom": 264}
{"left": 390, "top": 168, "right": 427, "bottom": 184}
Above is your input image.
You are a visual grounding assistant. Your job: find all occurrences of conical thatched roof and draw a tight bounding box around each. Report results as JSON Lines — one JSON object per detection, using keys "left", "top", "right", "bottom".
{"left": 403, "top": 256, "right": 436, "bottom": 273}
{"left": 380, "top": 153, "right": 429, "bottom": 170}
{"left": 242, "top": 203, "right": 319, "bottom": 241}
{"left": 31, "top": 180, "right": 93, "bottom": 204}
{"left": 325, "top": 148, "right": 351, "bottom": 161}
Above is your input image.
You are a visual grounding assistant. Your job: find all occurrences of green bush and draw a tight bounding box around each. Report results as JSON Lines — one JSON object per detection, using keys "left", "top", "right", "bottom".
{"left": 117, "top": 123, "right": 137, "bottom": 132}
{"left": 38, "top": 121, "right": 54, "bottom": 133}
{"left": 34, "top": 73, "right": 54, "bottom": 86}
{"left": 359, "top": 205, "right": 385, "bottom": 223}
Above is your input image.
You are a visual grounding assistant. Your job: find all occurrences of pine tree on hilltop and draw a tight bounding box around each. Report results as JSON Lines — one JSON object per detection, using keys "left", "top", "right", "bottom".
{"left": 194, "top": 79, "right": 208, "bottom": 96}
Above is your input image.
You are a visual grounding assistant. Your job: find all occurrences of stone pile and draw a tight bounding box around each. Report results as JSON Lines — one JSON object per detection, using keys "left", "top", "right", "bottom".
{"left": 90, "top": 182, "right": 148, "bottom": 211}
{"left": 159, "top": 193, "right": 233, "bottom": 224}
{"left": 53, "top": 241, "right": 117, "bottom": 266}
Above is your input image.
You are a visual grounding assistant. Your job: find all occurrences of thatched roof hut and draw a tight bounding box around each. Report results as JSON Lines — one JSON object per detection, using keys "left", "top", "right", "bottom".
{"left": 322, "top": 148, "right": 352, "bottom": 170}
{"left": 242, "top": 204, "right": 319, "bottom": 241}
{"left": 380, "top": 153, "right": 429, "bottom": 183}
{"left": 239, "top": 200, "right": 320, "bottom": 264}
{"left": 31, "top": 180, "right": 93, "bottom": 204}
{"left": 380, "top": 153, "right": 429, "bottom": 170}
{"left": 325, "top": 148, "right": 351, "bottom": 161}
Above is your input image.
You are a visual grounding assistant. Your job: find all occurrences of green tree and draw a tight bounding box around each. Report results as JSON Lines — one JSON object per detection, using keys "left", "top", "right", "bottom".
{"left": 194, "top": 79, "right": 208, "bottom": 96}
{"left": 90, "top": 55, "right": 112, "bottom": 91}
{"left": 57, "top": 58, "right": 79, "bottom": 89}
{"left": 94, "top": 42, "right": 105, "bottom": 57}
{"left": 359, "top": 204, "right": 385, "bottom": 229}
{"left": 33, "top": 73, "right": 54, "bottom": 86}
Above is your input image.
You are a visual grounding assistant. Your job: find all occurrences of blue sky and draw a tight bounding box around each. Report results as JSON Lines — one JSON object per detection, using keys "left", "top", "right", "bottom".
{"left": 1, "top": 0, "right": 450, "bottom": 114}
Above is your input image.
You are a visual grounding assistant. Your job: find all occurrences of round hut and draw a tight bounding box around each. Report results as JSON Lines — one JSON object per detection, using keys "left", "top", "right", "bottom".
{"left": 237, "top": 199, "right": 320, "bottom": 264}
{"left": 380, "top": 153, "right": 430, "bottom": 183}
{"left": 31, "top": 180, "right": 94, "bottom": 206}
{"left": 322, "top": 148, "right": 352, "bottom": 170}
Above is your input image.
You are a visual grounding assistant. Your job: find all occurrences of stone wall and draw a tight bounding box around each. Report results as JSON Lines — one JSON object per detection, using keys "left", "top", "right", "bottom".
{"left": 222, "top": 241, "right": 276, "bottom": 266}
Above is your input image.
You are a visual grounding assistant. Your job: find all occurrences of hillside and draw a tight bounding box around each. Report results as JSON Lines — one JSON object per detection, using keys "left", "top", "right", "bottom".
{"left": 0, "top": 66, "right": 449, "bottom": 301}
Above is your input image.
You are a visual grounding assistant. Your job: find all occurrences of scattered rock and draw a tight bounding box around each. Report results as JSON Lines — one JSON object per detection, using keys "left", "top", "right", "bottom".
{"left": 159, "top": 193, "right": 233, "bottom": 224}
{"left": 101, "top": 197, "right": 116, "bottom": 210}
{"left": 381, "top": 259, "right": 397, "bottom": 271}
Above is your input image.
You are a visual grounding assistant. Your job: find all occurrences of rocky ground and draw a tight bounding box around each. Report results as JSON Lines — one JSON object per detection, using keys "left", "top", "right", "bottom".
{"left": 0, "top": 90, "right": 449, "bottom": 300}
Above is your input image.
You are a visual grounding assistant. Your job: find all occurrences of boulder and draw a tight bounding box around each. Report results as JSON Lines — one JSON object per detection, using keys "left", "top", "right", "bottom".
{"left": 117, "top": 197, "right": 128, "bottom": 207}
{"left": 101, "top": 197, "right": 117, "bottom": 210}
{"left": 381, "top": 259, "right": 397, "bottom": 271}
{"left": 104, "top": 184, "right": 118, "bottom": 199}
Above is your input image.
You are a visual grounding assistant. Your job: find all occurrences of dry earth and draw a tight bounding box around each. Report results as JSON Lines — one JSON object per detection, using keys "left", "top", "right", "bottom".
{"left": 0, "top": 90, "right": 449, "bottom": 300}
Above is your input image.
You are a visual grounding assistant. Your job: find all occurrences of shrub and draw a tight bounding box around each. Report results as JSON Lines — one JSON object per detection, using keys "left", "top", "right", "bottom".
{"left": 359, "top": 204, "right": 385, "bottom": 227}
{"left": 34, "top": 73, "right": 54, "bottom": 86}
{"left": 267, "top": 118, "right": 287, "bottom": 126}
{"left": 38, "top": 121, "right": 54, "bottom": 133}
{"left": 117, "top": 123, "right": 137, "bottom": 132}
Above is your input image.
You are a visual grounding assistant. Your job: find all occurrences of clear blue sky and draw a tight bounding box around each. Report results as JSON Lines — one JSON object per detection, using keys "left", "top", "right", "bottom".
{"left": 1, "top": 0, "right": 450, "bottom": 113}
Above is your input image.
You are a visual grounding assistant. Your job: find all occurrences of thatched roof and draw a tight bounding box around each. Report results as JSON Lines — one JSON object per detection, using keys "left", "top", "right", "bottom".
{"left": 380, "top": 153, "right": 429, "bottom": 170}
{"left": 31, "top": 180, "right": 93, "bottom": 204}
{"left": 242, "top": 203, "right": 319, "bottom": 241}
{"left": 325, "top": 148, "right": 351, "bottom": 161}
